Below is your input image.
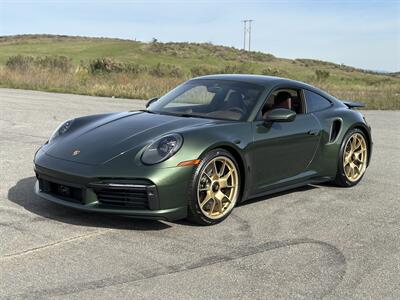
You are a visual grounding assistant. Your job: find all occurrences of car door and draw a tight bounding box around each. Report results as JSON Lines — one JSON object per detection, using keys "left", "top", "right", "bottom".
{"left": 247, "top": 90, "right": 321, "bottom": 195}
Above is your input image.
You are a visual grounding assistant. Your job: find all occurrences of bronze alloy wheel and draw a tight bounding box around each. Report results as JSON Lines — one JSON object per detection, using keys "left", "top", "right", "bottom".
{"left": 197, "top": 156, "right": 239, "bottom": 220}
{"left": 343, "top": 132, "right": 368, "bottom": 182}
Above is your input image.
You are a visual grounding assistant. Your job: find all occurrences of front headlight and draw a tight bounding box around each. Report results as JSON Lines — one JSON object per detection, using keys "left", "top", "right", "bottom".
{"left": 141, "top": 133, "right": 183, "bottom": 165}
{"left": 49, "top": 119, "right": 74, "bottom": 143}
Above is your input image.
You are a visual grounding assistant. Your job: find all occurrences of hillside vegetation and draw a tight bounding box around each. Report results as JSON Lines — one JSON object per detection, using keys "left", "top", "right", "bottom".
{"left": 0, "top": 34, "right": 399, "bottom": 109}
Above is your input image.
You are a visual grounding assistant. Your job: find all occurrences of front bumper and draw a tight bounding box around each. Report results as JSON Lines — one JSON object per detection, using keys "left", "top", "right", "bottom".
{"left": 34, "top": 149, "right": 193, "bottom": 221}
{"left": 34, "top": 181, "right": 186, "bottom": 220}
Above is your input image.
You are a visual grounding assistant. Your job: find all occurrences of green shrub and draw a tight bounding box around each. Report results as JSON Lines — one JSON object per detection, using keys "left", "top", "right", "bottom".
{"left": 88, "top": 58, "right": 145, "bottom": 75}
{"left": 149, "top": 63, "right": 184, "bottom": 78}
{"left": 35, "top": 56, "right": 72, "bottom": 71}
{"left": 247, "top": 51, "right": 275, "bottom": 62}
{"left": 217, "top": 64, "right": 254, "bottom": 74}
{"left": 89, "top": 58, "right": 125, "bottom": 73}
{"left": 261, "top": 67, "right": 281, "bottom": 76}
{"left": 6, "top": 55, "right": 35, "bottom": 71}
{"left": 6, "top": 55, "right": 73, "bottom": 72}
{"left": 315, "top": 69, "right": 330, "bottom": 81}
{"left": 190, "top": 65, "right": 218, "bottom": 77}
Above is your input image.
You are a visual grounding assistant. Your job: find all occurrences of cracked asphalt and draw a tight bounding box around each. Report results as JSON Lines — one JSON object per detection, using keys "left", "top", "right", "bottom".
{"left": 0, "top": 88, "right": 399, "bottom": 299}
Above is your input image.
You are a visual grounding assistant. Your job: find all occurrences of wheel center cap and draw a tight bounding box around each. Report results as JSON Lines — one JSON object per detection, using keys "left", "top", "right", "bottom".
{"left": 212, "top": 182, "right": 220, "bottom": 192}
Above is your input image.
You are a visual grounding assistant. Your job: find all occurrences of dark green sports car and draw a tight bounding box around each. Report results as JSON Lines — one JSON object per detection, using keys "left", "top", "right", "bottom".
{"left": 34, "top": 75, "right": 372, "bottom": 225}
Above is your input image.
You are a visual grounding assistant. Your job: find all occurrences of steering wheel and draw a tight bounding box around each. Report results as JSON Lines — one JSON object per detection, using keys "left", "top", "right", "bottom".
{"left": 228, "top": 107, "right": 245, "bottom": 115}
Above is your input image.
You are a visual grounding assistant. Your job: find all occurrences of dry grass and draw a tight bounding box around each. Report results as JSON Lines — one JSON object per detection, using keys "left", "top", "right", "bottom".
{"left": 0, "top": 35, "right": 399, "bottom": 109}
{"left": 316, "top": 82, "right": 400, "bottom": 110}
{"left": 0, "top": 66, "right": 183, "bottom": 99}
{"left": 1, "top": 65, "right": 399, "bottom": 109}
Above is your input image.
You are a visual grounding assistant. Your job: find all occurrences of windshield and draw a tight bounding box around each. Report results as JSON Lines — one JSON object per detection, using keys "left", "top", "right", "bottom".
{"left": 147, "top": 79, "right": 265, "bottom": 121}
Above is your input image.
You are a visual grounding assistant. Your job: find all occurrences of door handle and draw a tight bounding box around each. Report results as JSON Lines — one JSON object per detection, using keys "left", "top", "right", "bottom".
{"left": 307, "top": 129, "right": 319, "bottom": 136}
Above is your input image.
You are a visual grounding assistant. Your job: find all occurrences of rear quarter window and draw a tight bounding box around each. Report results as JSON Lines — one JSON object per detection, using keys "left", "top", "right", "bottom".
{"left": 304, "top": 90, "right": 332, "bottom": 113}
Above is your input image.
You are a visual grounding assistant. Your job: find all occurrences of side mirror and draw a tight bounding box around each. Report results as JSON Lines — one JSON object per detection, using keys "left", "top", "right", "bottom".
{"left": 264, "top": 108, "right": 296, "bottom": 123}
{"left": 145, "top": 97, "right": 158, "bottom": 108}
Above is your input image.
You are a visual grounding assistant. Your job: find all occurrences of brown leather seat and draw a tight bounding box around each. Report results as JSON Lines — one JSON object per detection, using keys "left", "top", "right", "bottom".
{"left": 262, "top": 91, "right": 293, "bottom": 119}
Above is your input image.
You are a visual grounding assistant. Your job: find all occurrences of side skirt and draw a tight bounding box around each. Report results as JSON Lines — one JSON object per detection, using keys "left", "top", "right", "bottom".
{"left": 242, "top": 176, "right": 332, "bottom": 203}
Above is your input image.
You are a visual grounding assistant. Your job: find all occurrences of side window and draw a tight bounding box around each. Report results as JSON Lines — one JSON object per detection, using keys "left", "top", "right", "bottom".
{"left": 304, "top": 90, "right": 332, "bottom": 113}
{"left": 261, "top": 88, "right": 304, "bottom": 118}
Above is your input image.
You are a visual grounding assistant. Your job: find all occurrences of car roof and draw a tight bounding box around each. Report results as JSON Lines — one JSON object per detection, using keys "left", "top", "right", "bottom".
{"left": 192, "top": 74, "right": 283, "bottom": 87}
{"left": 191, "top": 74, "right": 337, "bottom": 101}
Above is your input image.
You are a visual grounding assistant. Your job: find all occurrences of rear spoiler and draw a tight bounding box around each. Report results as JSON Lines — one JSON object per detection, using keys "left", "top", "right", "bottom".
{"left": 341, "top": 100, "right": 365, "bottom": 109}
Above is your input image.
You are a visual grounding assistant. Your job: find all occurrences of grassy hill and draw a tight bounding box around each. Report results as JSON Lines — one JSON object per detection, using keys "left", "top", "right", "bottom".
{"left": 0, "top": 34, "right": 399, "bottom": 109}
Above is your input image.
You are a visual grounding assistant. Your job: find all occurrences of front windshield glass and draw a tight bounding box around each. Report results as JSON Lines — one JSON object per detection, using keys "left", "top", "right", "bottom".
{"left": 148, "top": 79, "right": 265, "bottom": 121}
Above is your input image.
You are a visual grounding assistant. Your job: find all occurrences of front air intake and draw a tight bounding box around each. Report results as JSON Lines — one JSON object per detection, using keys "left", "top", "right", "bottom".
{"left": 90, "top": 181, "right": 156, "bottom": 209}
{"left": 95, "top": 187, "right": 149, "bottom": 209}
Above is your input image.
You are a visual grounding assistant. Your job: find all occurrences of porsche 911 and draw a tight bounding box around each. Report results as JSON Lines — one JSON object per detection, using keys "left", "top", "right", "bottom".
{"left": 34, "top": 75, "right": 372, "bottom": 225}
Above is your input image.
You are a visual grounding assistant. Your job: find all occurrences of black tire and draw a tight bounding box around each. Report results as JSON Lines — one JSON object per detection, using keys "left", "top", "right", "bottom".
{"left": 334, "top": 128, "right": 368, "bottom": 187}
{"left": 187, "top": 149, "right": 241, "bottom": 225}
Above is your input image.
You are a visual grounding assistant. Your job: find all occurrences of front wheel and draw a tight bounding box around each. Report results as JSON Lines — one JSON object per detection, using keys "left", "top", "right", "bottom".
{"left": 334, "top": 128, "right": 368, "bottom": 187}
{"left": 187, "top": 149, "right": 241, "bottom": 225}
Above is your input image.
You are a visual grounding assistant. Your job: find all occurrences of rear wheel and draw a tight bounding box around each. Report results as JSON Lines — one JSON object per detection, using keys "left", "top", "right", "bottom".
{"left": 187, "top": 149, "right": 241, "bottom": 225}
{"left": 335, "top": 128, "right": 368, "bottom": 187}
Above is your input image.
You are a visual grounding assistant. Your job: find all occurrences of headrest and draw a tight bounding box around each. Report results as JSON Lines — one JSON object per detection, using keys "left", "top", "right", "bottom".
{"left": 226, "top": 92, "right": 243, "bottom": 107}
{"left": 275, "top": 91, "right": 292, "bottom": 105}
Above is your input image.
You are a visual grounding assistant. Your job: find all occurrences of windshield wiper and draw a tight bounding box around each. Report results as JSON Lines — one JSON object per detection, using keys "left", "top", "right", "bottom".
{"left": 175, "top": 113, "right": 194, "bottom": 118}
{"left": 152, "top": 111, "right": 192, "bottom": 117}
{"left": 170, "top": 112, "right": 213, "bottom": 120}
{"left": 136, "top": 109, "right": 158, "bottom": 114}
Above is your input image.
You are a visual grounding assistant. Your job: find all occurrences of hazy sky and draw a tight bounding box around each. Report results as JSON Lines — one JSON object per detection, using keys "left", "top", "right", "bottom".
{"left": 1, "top": 0, "right": 399, "bottom": 72}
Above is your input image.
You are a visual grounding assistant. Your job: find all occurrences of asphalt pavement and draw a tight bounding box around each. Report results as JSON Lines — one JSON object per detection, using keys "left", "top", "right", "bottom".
{"left": 0, "top": 88, "right": 399, "bottom": 299}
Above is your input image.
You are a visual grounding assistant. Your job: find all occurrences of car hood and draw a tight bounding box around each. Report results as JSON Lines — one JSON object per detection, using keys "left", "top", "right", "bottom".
{"left": 45, "top": 111, "right": 218, "bottom": 165}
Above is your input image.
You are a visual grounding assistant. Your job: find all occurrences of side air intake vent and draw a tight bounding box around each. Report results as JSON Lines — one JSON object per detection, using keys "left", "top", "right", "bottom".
{"left": 329, "top": 120, "right": 342, "bottom": 143}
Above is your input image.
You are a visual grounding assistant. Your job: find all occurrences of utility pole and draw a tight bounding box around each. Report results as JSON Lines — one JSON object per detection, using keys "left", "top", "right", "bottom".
{"left": 242, "top": 20, "right": 247, "bottom": 50}
{"left": 241, "top": 19, "right": 254, "bottom": 51}
{"left": 248, "top": 19, "right": 253, "bottom": 51}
